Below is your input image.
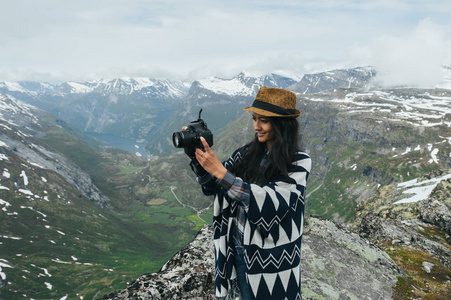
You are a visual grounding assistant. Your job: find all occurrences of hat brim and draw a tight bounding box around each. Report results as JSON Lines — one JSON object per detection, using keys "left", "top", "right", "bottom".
{"left": 243, "top": 106, "right": 301, "bottom": 118}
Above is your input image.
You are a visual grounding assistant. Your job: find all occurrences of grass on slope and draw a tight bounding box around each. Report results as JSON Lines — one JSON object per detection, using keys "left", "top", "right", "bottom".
{"left": 1, "top": 119, "right": 211, "bottom": 299}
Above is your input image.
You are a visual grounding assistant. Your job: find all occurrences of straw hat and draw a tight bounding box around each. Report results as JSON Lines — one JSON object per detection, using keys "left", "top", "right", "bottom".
{"left": 243, "top": 86, "right": 301, "bottom": 118}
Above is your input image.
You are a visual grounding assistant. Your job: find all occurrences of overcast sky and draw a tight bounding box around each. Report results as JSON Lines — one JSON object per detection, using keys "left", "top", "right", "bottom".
{"left": 1, "top": 0, "right": 451, "bottom": 86}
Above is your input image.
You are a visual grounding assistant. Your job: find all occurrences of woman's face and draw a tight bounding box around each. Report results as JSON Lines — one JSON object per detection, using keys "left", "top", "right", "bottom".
{"left": 252, "top": 113, "right": 275, "bottom": 149}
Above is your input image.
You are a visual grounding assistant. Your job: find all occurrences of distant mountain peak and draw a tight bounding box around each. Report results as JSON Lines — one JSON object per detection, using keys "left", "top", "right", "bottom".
{"left": 195, "top": 72, "right": 297, "bottom": 97}
{"left": 0, "top": 77, "right": 190, "bottom": 99}
{"left": 290, "top": 66, "right": 377, "bottom": 94}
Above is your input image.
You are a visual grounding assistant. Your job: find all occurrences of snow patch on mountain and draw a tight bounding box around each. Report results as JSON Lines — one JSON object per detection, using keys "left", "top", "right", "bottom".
{"left": 394, "top": 173, "right": 451, "bottom": 204}
{"left": 197, "top": 76, "right": 255, "bottom": 96}
{"left": 195, "top": 72, "right": 295, "bottom": 97}
{"left": 391, "top": 142, "right": 446, "bottom": 164}
{"left": 0, "top": 81, "right": 27, "bottom": 93}
{"left": 0, "top": 94, "right": 38, "bottom": 123}
{"left": 0, "top": 259, "right": 13, "bottom": 280}
{"left": 436, "top": 65, "right": 451, "bottom": 90}
{"left": 305, "top": 89, "right": 451, "bottom": 128}
{"left": 66, "top": 82, "right": 95, "bottom": 94}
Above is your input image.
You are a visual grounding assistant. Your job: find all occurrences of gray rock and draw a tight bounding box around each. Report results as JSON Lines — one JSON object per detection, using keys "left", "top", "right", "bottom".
{"left": 102, "top": 216, "right": 403, "bottom": 300}
{"left": 301, "top": 217, "right": 403, "bottom": 300}
{"left": 101, "top": 225, "right": 214, "bottom": 300}
{"left": 416, "top": 178, "right": 451, "bottom": 235}
{"left": 422, "top": 261, "right": 434, "bottom": 273}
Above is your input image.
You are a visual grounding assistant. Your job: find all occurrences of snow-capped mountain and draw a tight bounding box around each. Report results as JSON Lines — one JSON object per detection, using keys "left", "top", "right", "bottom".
{"left": 0, "top": 71, "right": 297, "bottom": 101}
{"left": 290, "top": 66, "right": 376, "bottom": 94}
{"left": 0, "top": 72, "right": 297, "bottom": 157}
{"left": 0, "top": 77, "right": 190, "bottom": 99}
{"left": 0, "top": 78, "right": 192, "bottom": 157}
{"left": 1, "top": 67, "right": 450, "bottom": 158}
{"left": 195, "top": 72, "right": 297, "bottom": 97}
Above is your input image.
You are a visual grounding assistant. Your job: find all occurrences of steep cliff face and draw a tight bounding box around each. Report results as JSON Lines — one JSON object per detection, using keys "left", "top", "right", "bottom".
{"left": 0, "top": 94, "right": 110, "bottom": 208}
{"left": 102, "top": 215, "right": 404, "bottom": 300}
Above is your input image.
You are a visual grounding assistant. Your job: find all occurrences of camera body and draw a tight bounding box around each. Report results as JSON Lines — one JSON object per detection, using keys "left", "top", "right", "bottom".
{"left": 172, "top": 109, "right": 213, "bottom": 157}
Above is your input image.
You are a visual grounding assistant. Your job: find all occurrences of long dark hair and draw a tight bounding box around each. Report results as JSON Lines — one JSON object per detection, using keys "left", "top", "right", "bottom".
{"left": 232, "top": 117, "right": 300, "bottom": 186}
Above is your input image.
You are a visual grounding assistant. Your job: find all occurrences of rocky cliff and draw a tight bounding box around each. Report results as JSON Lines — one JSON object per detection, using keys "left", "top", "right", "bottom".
{"left": 101, "top": 215, "right": 404, "bottom": 300}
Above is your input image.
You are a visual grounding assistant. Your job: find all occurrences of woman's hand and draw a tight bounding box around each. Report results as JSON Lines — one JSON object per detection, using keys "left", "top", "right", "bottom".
{"left": 195, "top": 137, "right": 227, "bottom": 181}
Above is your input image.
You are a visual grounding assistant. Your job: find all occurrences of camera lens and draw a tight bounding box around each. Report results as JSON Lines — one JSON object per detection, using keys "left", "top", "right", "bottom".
{"left": 172, "top": 132, "right": 183, "bottom": 148}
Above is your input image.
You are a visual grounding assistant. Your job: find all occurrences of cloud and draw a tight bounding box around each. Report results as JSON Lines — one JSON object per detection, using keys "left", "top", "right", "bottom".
{"left": 0, "top": 1, "right": 340, "bottom": 81}
{"left": 1, "top": 1, "right": 451, "bottom": 82}
{"left": 354, "top": 19, "right": 451, "bottom": 87}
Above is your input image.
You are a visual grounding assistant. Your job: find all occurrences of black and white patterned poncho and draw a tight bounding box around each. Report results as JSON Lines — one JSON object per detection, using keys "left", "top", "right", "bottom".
{"left": 194, "top": 145, "right": 311, "bottom": 300}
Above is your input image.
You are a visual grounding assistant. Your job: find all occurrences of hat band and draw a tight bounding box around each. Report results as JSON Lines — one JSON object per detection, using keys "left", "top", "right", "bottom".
{"left": 251, "top": 100, "right": 296, "bottom": 116}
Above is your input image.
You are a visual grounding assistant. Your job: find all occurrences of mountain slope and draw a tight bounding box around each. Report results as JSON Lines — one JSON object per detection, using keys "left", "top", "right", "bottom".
{"left": 299, "top": 86, "right": 451, "bottom": 221}
{"left": 351, "top": 171, "right": 451, "bottom": 299}
{"left": 0, "top": 94, "right": 110, "bottom": 208}
{"left": 0, "top": 94, "right": 205, "bottom": 299}
{"left": 204, "top": 81, "right": 451, "bottom": 223}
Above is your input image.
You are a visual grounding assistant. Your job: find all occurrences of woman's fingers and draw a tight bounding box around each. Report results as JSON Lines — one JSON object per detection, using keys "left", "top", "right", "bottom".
{"left": 194, "top": 138, "right": 226, "bottom": 180}
{"left": 195, "top": 147, "right": 204, "bottom": 159}
{"left": 200, "top": 136, "right": 210, "bottom": 152}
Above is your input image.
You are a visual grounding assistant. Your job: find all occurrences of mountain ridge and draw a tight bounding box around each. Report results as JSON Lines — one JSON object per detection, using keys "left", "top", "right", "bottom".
{"left": 290, "top": 66, "right": 377, "bottom": 94}
{"left": 0, "top": 78, "right": 191, "bottom": 98}
{"left": 2, "top": 66, "right": 450, "bottom": 159}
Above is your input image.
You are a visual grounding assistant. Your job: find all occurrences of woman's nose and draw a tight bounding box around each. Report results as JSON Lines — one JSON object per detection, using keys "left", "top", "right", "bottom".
{"left": 254, "top": 121, "right": 261, "bottom": 130}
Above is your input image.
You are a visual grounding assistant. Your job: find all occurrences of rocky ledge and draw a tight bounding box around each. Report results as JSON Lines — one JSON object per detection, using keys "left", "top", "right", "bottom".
{"left": 101, "top": 225, "right": 214, "bottom": 300}
{"left": 101, "top": 215, "right": 403, "bottom": 300}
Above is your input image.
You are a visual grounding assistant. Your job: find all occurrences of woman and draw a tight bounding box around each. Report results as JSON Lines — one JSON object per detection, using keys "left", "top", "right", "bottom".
{"left": 189, "top": 86, "right": 311, "bottom": 300}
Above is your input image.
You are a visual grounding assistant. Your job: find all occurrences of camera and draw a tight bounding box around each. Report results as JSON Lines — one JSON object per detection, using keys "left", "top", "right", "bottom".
{"left": 172, "top": 109, "right": 213, "bottom": 157}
